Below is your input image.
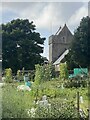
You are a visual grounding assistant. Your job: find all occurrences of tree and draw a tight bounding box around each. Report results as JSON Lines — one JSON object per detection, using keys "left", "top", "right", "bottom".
{"left": 66, "top": 16, "right": 90, "bottom": 70}
{"left": 2, "top": 19, "right": 46, "bottom": 72}
{"left": 34, "top": 64, "right": 55, "bottom": 86}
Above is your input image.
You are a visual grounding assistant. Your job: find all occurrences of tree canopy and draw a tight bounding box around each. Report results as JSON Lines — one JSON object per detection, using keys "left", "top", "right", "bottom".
{"left": 2, "top": 19, "right": 46, "bottom": 72}
{"left": 66, "top": 16, "right": 90, "bottom": 70}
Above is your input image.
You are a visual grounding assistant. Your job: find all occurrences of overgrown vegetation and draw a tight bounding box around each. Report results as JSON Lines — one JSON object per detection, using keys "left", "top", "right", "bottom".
{"left": 2, "top": 80, "right": 89, "bottom": 119}
{"left": 2, "top": 64, "right": 89, "bottom": 119}
{"left": 60, "top": 63, "right": 69, "bottom": 80}
{"left": 34, "top": 64, "right": 55, "bottom": 86}
{"left": 4, "top": 68, "right": 13, "bottom": 83}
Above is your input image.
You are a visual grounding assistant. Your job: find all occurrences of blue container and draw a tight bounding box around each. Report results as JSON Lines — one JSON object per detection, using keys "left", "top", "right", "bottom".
{"left": 25, "top": 81, "right": 31, "bottom": 87}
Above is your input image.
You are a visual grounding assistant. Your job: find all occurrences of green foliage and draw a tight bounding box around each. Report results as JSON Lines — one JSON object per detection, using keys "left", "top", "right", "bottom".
{"left": 17, "top": 70, "right": 24, "bottom": 81}
{"left": 44, "top": 64, "right": 55, "bottom": 80}
{"left": 64, "top": 79, "right": 88, "bottom": 88}
{"left": 34, "top": 64, "right": 55, "bottom": 87}
{"left": 60, "top": 63, "right": 69, "bottom": 80}
{"left": 66, "top": 16, "right": 90, "bottom": 69}
{"left": 34, "top": 64, "right": 44, "bottom": 86}
{"left": 35, "top": 99, "right": 78, "bottom": 119}
{"left": 4, "top": 68, "right": 13, "bottom": 83}
{"left": 2, "top": 80, "right": 88, "bottom": 119}
{"left": 28, "top": 70, "right": 35, "bottom": 81}
{"left": 2, "top": 84, "right": 34, "bottom": 118}
{"left": 2, "top": 19, "right": 46, "bottom": 72}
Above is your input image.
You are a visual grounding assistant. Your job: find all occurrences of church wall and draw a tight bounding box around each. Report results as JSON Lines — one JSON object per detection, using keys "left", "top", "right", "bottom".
{"left": 49, "top": 24, "right": 73, "bottom": 63}
{"left": 52, "top": 43, "right": 70, "bottom": 63}
{"left": 49, "top": 43, "right": 53, "bottom": 63}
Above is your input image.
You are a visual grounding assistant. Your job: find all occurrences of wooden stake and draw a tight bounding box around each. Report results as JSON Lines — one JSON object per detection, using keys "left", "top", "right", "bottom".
{"left": 77, "top": 91, "right": 80, "bottom": 118}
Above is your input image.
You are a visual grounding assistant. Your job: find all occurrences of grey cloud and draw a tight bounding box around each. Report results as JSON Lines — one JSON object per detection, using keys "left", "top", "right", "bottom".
{"left": 2, "top": 2, "right": 43, "bottom": 12}
{"left": 59, "top": 2, "right": 83, "bottom": 20}
{"left": 1, "top": 1, "right": 88, "bottom": 59}
{"left": 2, "top": 2, "right": 86, "bottom": 31}
{"left": 2, "top": 2, "right": 87, "bottom": 32}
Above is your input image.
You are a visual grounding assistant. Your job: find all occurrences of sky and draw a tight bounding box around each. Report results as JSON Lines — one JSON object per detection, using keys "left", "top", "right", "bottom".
{"left": 0, "top": 1, "right": 89, "bottom": 60}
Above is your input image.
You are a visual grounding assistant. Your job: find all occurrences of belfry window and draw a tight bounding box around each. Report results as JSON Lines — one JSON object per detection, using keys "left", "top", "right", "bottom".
{"left": 62, "top": 36, "right": 66, "bottom": 43}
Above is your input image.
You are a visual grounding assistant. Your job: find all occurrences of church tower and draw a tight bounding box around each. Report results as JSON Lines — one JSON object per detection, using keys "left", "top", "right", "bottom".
{"left": 48, "top": 24, "right": 73, "bottom": 63}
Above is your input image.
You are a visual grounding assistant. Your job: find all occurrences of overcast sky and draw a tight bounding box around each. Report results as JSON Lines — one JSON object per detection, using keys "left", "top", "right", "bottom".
{"left": 0, "top": 1, "right": 89, "bottom": 59}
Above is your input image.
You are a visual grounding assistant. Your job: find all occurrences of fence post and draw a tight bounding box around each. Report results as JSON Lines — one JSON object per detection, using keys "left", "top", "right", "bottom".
{"left": 77, "top": 91, "right": 80, "bottom": 118}
{"left": 35, "top": 88, "right": 38, "bottom": 103}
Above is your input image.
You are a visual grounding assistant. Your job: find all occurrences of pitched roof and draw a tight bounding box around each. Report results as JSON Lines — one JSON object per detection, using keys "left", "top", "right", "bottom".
{"left": 56, "top": 24, "right": 73, "bottom": 36}
{"left": 53, "top": 49, "right": 69, "bottom": 65}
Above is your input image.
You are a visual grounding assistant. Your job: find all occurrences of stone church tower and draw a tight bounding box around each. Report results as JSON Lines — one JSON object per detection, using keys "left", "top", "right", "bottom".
{"left": 48, "top": 24, "right": 73, "bottom": 63}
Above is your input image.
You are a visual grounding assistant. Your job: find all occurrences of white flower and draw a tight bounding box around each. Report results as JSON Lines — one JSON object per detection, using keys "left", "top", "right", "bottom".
{"left": 26, "top": 107, "right": 36, "bottom": 117}
{"left": 30, "top": 107, "right": 36, "bottom": 117}
{"left": 26, "top": 109, "right": 31, "bottom": 116}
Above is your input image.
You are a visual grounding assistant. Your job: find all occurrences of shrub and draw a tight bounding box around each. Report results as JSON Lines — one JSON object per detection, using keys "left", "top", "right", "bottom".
{"left": 34, "top": 64, "right": 55, "bottom": 86}
{"left": 34, "top": 64, "right": 44, "bottom": 86}
{"left": 17, "top": 70, "right": 24, "bottom": 81}
{"left": 35, "top": 99, "right": 78, "bottom": 119}
{"left": 60, "top": 63, "right": 69, "bottom": 80}
{"left": 4, "top": 68, "right": 13, "bottom": 83}
{"left": 44, "top": 64, "right": 55, "bottom": 81}
{"left": 64, "top": 79, "right": 88, "bottom": 88}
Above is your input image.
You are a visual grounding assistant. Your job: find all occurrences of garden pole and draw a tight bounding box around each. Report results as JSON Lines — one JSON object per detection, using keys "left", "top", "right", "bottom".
{"left": 77, "top": 91, "right": 80, "bottom": 118}
{"left": 35, "top": 88, "right": 38, "bottom": 103}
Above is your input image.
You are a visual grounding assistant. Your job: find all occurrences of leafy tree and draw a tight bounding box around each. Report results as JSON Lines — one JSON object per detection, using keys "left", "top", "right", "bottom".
{"left": 66, "top": 16, "right": 90, "bottom": 70}
{"left": 34, "top": 64, "right": 44, "bottom": 86}
{"left": 44, "top": 63, "right": 55, "bottom": 80}
{"left": 34, "top": 64, "right": 55, "bottom": 87}
{"left": 2, "top": 19, "right": 45, "bottom": 72}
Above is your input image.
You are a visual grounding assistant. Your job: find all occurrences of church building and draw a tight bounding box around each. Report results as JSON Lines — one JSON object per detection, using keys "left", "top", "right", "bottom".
{"left": 48, "top": 24, "right": 73, "bottom": 71}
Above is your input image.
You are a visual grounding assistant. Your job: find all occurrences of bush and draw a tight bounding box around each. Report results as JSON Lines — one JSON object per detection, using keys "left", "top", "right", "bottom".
{"left": 34, "top": 64, "right": 55, "bottom": 86}
{"left": 64, "top": 79, "right": 88, "bottom": 88}
{"left": 60, "top": 63, "right": 69, "bottom": 80}
{"left": 34, "top": 64, "right": 44, "bottom": 86}
{"left": 35, "top": 99, "right": 78, "bottom": 119}
{"left": 44, "top": 64, "right": 55, "bottom": 80}
{"left": 4, "top": 68, "right": 13, "bottom": 83}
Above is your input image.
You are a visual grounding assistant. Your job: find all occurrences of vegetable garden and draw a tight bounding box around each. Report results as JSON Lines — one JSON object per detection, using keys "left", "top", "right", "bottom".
{"left": 1, "top": 64, "right": 90, "bottom": 119}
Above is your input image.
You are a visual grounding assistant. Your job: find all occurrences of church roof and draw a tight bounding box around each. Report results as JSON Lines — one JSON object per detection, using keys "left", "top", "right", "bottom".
{"left": 55, "top": 23, "right": 73, "bottom": 36}
{"left": 53, "top": 49, "right": 69, "bottom": 65}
